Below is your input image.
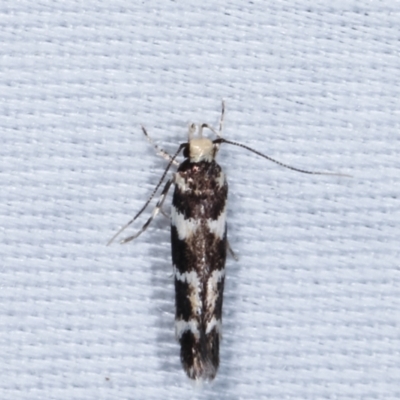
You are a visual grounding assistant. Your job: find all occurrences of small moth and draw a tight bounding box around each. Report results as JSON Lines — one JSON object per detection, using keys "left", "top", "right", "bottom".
{"left": 108, "top": 102, "right": 346, "bottom": 381}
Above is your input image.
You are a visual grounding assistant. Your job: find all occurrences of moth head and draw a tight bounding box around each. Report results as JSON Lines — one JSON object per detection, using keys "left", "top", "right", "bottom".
{"left": 183, "top": 123, "right": 219, "bottom": 162}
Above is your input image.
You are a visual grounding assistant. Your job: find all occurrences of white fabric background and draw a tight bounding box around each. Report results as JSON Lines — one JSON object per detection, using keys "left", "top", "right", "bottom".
{"left": 1, "top": 1, "right": 399, "bottom": 399}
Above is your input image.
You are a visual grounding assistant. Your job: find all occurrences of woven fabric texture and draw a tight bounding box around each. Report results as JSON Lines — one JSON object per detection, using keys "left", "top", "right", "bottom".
{"left": 1, "top": 1, "right": 399, "bottom": 399}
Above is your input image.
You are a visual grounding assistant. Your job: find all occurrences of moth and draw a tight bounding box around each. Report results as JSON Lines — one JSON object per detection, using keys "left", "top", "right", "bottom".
{"left": 108, "top": 102, "right": 346, "bottom": 381}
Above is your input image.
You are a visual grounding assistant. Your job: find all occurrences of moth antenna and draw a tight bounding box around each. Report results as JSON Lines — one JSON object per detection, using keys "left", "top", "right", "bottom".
{"left": 214, "top": 138, "right": 351, "bottom": 177}
{"left": 198, "top": 123, "right": 204, "bottom": 138}
{"left": 188, "top": 123, "right": 196, "bottom": 140}
{"left": 218, "top": 100, "right": 225, "bottom": 136}
{"left": 202, "top": 123, "right": 220, "bottom": 139}
{"left": 107, "top": 142, "right": 186, "bottom": 246}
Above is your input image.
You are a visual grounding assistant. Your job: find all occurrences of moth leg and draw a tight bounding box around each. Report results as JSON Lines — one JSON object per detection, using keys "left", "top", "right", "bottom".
{"left": 227, "top": 239, "right": 239, "bottom": 261}
{"left": 160, "top": 207, "right": 170, "bottom": 220}
{"left": 120, "top": 178, "right": 173, "bottom": 244}
{"left": 142, "top": 126, "right": 180, "bottom": 167}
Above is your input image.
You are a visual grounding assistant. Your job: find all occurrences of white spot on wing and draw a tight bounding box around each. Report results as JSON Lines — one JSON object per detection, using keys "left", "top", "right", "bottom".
{"left": 175, "top": 269, "right": 199, "bottom": 284}
{"left": 174, "top": 173, "right": 189, "bottom": 192}
{"left": 175, "top": 319, "right": 200, "bottom": 340}
{"left": 172, "top": 205, "right": 227, "bottom": 241}
{"left": 206, "top": 268, "right": 225, "bottom": 310}
{"left": 174, "top": 268, "right": 202, "bottom": 316}
{"left": 216, "top": 171, "right": 226, "bottom": 189}
{"left": 171, "top": 206, "right": 200, "bottom": 240}
{"left": 206, "top": 205, "right": 227, "bottom": 239}
{"left": 205, "top": 316, "right": 222, "bottom": 335}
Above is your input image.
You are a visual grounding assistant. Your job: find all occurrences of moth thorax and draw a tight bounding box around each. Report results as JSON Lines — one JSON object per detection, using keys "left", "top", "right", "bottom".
{"left": 189, "top": 138, "right": 216, "bottom": 163}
